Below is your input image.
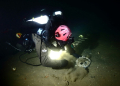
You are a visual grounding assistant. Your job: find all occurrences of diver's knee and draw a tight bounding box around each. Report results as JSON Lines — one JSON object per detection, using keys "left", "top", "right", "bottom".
{"left": 60, "top": 59, "right": 68, "bottom": 67}
{"left": 41, "top": 58, "right": 68, "bottom": 69}
{"left": 52, "top": 59, "right": 68, "bottom": 69}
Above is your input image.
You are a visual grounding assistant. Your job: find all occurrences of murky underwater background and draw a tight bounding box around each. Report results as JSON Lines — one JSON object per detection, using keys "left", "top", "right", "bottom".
{"left": 0, "top": 1, "right": 120, "bottom": 86}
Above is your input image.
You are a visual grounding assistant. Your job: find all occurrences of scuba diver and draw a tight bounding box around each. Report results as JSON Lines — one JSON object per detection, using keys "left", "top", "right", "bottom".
{"left": 17, "top": 9, "right": 80, "bottom": 68}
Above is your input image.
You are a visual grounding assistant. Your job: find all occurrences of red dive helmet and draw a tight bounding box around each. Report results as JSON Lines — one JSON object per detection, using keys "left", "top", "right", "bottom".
{"left": 55, "top": 25, "right": 72, "bottom": 41}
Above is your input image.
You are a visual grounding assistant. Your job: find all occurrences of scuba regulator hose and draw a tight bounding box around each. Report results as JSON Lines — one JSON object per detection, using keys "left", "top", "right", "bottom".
{"left": 19, "top": 52, "right": 41, "bottom": 66}
{"left": 5, "top": 42, "right": 41, "bottom": 66}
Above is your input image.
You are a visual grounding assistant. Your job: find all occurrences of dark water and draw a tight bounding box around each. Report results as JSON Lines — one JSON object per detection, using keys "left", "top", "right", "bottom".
{"left": 0, "top": 0, "right": 120, "bottom": 86}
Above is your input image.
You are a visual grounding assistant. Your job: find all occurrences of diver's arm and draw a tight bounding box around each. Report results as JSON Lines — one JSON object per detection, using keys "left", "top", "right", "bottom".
{"left": 43, "top": 19, "right": 59, "bottom": 50}
{"left": 66, "top": 36, "right": 81, "bottom": 58}
{"left": 43, "top": 19, "right": 52, "bottom": 47}
{"left": 66, "top": 44, "right": 80, "bottom": 58}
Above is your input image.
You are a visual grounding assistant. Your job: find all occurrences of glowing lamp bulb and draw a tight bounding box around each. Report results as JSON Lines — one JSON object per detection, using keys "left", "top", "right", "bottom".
{"left": 49, "top": 50, "right": 62, "bottom": 60}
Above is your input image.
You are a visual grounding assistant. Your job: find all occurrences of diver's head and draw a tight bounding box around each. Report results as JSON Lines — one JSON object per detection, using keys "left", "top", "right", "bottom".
{"left": 55, "top": 25, "right": 72, "bottom": 41}
{"left": 55, "top": 25, "right": 73, "bottom": 47}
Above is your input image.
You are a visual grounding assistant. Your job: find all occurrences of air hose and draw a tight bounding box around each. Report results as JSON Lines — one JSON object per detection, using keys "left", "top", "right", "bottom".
{"left": 5, "top": 41, "right": 41, "bottom": 66}
{"left": 19, "top": 52, "right": 41, "bottom": 66}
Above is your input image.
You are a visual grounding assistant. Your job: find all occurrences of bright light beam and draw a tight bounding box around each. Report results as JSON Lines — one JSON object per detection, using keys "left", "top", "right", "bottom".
{"left": 27, "top": 15, "right": 49, "bottom": 24}
{"left": 49, "top": 50, "right": 63, "bottom": 60}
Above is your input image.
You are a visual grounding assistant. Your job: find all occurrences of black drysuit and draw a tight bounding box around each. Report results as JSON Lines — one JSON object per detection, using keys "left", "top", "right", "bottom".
{"left": 32, "top": 15, "right": 80, "bottom": 68}
{"left": 21, "top": 14, "right": 79, "bottom": 68}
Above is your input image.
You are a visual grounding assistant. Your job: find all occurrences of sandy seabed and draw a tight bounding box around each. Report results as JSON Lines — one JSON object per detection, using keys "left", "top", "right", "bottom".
{"left": 0, "top": 33, "right": 120, "bottom": 86}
